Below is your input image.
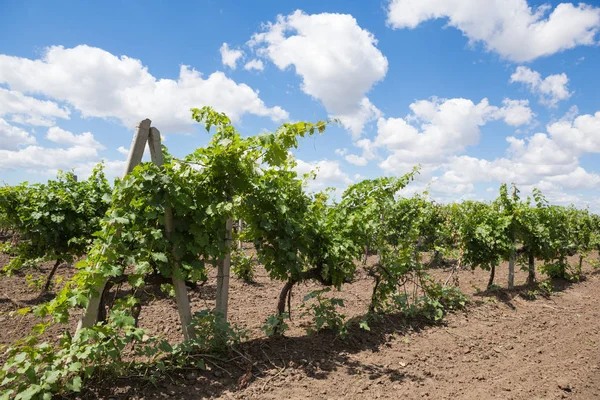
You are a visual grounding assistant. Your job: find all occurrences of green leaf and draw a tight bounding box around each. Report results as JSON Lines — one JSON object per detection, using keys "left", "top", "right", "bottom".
{"left": 68, "top": 376, "right": 82, "bottom": 392}
{"left": 359, "top": 320, "right": 370, "bottom": 331}
{"left": 68, "top": 362, "right": 82, "bottom": 373}
{"left": 151, "top": 252, "right": 168, "bottom": 263}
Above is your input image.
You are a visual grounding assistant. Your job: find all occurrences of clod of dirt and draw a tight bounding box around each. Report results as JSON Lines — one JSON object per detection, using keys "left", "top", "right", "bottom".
{"left": 185, "top": 371, "right": 197, "bottom": 382}
{"left": 557, "top": 379, "right": 573, "bottom": 392}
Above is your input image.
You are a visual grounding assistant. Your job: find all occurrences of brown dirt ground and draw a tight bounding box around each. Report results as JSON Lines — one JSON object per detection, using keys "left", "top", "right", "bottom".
{"left": 1, "top": 250, "right": 599, "bottom": 399}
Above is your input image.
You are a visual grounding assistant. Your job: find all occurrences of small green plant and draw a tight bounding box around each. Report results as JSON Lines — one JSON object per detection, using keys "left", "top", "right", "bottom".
{"left": 523, "top": 279, "right": 554, "bottom": 300}
{"left": 25, "top": 274, "right": 46, "bottom": 292}
{"left": 429, "top": 284, "right": 468, "bottom": 312}
{"left": 300, "top": 288, "right": 348, "bottom": 338}
{"left": 262, "top": 312, "right": 289, "bottom": 337}
{"left": 486, "top": 284, "right": 502, "bottom": 292}
{"left": 539, "top": 280, "right": 554, "bottom": 296}
{"left": 159, "top": 283, "right": 176, "bottom": 297}
{"left": 0, "top": 297, "right": 160, "bottom": 400}
{"left": 539, "top": 261, "right": 576, "bottom": 281}
{"left": 188, "top": 310, "right": 248, "bottom": 353}
{"left": 391, "top": 282, "right": 467, "bottom": 323}
{"left": 231, "top": 250, "right": 254, "bottom": 282}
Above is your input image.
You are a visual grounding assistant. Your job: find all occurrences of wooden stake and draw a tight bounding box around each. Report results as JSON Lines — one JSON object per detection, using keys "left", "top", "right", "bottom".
{"left": 77, "top": 119, "right": 151, "bottom": 332}
{"left": 508, "top": 249, "right": 516, "bottom": 289}
{"left": 215, "top": 217, "right": 233, "bottom": 321}
{"left": 148, "top": 127, "right": 195, "bottom": 340}
{"left": 508, "top": 185, "right": 517, "bottom": 290}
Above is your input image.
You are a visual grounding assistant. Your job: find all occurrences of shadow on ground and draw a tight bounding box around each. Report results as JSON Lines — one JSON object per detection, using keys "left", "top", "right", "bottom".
{"left": 76, "top": 311, "right": 434, "bottom": 399}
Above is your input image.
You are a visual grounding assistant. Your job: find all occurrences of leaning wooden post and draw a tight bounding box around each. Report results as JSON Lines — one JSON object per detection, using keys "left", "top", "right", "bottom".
{"left": 215, "top": 217, "right": 233, "bottom": 321}
{"left": 77, "top": 119, "right": 151, "bottom": 332}
{"left": 148, "top": 127, "right": 195, "bottom": 340}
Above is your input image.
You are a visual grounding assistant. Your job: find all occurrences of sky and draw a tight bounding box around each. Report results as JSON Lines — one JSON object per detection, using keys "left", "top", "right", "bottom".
{"left": 0, "top": 0, "right": 599, "bottom": 210}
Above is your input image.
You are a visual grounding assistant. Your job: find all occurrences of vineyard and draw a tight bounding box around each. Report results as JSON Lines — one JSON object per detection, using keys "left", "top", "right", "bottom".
{"left": 1, "top": 108, "right": 599, "bottom": 399}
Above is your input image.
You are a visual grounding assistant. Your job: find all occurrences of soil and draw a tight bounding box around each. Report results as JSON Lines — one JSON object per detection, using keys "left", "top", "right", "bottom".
{"left": 1, "top": 250, "right": 599, "bottom": 399}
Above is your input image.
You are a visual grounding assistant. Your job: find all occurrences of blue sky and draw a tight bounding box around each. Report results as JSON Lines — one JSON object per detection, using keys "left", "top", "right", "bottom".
{"left": 1, "top": 0, "right": 599, "bottom": 209}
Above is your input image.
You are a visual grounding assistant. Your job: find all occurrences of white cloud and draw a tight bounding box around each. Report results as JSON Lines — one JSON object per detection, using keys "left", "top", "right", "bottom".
{"left": 0, "top": 87, "right": 70, "bottom": 126}
{"left": 72, "top": 159, "right": 126, "bottom": 182}
{"left": 334, "top": 97, "right": 382, "bottom": 139}
{"left": 0, "top": 45, "right": 288, "bottom": 133}
{"left": 376, "top": 97, "right": 532, "bottom": 173}
{"left": 0, "top": 123, "right": 127, "bottom": 181}
{"left": 0, "top": 145, "right": 100, "bottom": 171}
{"left": 244, "top": 59, "right": 264, "bottom": 71}
{"left": 345, "top": 154, "right": 368, "bottom": 166}
{"left": 510, "top": 66, "right": 572, "bottom": 107}
{"left": 544, "top": 167, "right": 600, "bottom": 190}
{"left": 387, "top": 0, "right": 600, "bottom": 62}
{"left": 370, "top": 98, "right": 600, "bottom": 201}
{"left": 354, "top": 138, "right": 377, "bottom": 160}
{"left": 436, "top": 127, "right": 600, "bottom": 196}
{"left": 295, "top": 158, "right": 352, "bottom": 191}
{"left": 547, "top": 111, "right": 600, "bottom": 154}
{"left": 496, "top": 99, "right": 534, "bottom": 126}
{"left": 0, "top": 118, "right": 36, "bottom": 150}
{"left": 219, "top": 43, "right": 244, "bottom": 69}
{"left": 250, "top": 10, "right": 388, "bottom": 136}
{"left": 117, "top": 146, "right": 129, "bottom": 155}
{"left": 46, "top": 126, "right": 105, "bottom": 149}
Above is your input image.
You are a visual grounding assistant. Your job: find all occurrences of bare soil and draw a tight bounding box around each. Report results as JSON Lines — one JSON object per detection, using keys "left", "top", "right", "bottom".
{"left": 1, "top": 251, "right": 599, "bottom": 399}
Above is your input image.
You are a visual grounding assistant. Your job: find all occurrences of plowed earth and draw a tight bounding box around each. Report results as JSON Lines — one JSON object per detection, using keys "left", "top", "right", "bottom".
{"left": 1, "top": 251, "right": 599, "bottom": 399}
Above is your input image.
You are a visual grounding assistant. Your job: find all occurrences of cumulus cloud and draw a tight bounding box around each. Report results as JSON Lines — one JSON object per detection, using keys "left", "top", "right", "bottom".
{"left": 510, "top": 66, "right": 572, "bottom": 107}
{"left": 368, "top": 97, "right": 600, "bottom": 203}
{"left": 334, "top": 97, "right": 382, "bottom": 139}
{"left": 387, "top": 0, "right": 600, "bottom": 62}
{"left": 547, "top": 111, "right": 600, "bottom": 154}
{"left": 0, "top": 87, "right": 70, "bottom": 126}
{"left": 544, "top": 167, "right": 600, "bottom": 190}
{"left": 244, "top": 59, "right": 264, "bottom": 71}
{"left": 294, "top": 158, "right": 352, "bottom": 191}
{"left": 71, "top": 159, "right": 127, "bottom": 182}
{"left": 345, "top": 154, "right": 368, "bottom": 166}
{"left": 250, "top": 10, "right": 388, "bottom": 136}
{"left": 0, "top": 144, "right": 100, "bottom": 171}
{"left": 46, "top": 126, "right": 105, "bottom": 149}
{"left": 496, "top": 99, "right": 535, "bottom": 126}
{"left": 434, "top": 118, "right": 600, "bottom": 198}
{"left": 0, "top": 123, "right": 128, "bottom": 182}
{"left": 219, "top": 43, "right": 244, "bottom": 69}
{"left": 375, "top": 97, "right": 532, "bottom": 173}
{"left": 354, "top": 138, "right": 377, "bottom": 160}
{"left": 0, "top": 45, "right": 288, "bottom": 133}
{"left": 0, "top": 118, "right": 36, "bottom": 150}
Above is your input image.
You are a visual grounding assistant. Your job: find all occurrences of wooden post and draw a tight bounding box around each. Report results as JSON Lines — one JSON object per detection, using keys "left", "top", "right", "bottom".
{"left": 508, "top": 185, "right": 517, "bottom": 290}
{"left": 77, "top": 119, "right": 151, "bottom": 332}
{"left": 508, "top": 251, "right": 515, "bottom": 289}
{"left": 237, "top": 219, "right": 243, "bottom": 250}
{"left": 215, "top": 217, "right": 233, "bottom": 321}
{"left": 527, "top": 251, "right": 536, "bottom": 284}
{"left": 148, "top": 127, "right": 195, "bottom": 340}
